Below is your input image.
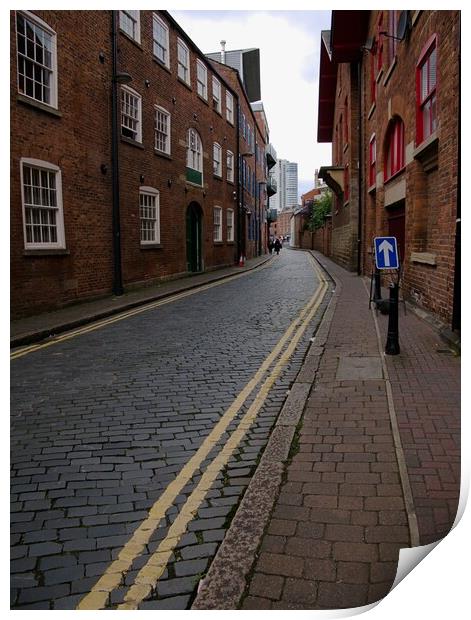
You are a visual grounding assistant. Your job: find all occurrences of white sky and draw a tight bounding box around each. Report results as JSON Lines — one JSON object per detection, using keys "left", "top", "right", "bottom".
{"left": 170, "top": 9, "right": 332, "bottom": 200}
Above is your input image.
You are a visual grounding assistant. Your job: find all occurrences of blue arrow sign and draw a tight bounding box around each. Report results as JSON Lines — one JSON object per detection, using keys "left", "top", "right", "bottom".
{"left": 374, "top": 237, "right": 399, "bottom": 269}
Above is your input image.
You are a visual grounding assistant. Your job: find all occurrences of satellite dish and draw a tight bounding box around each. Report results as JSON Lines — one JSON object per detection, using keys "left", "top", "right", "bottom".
{"left": 397, "top": 10, "right": 411, "bottom": 41}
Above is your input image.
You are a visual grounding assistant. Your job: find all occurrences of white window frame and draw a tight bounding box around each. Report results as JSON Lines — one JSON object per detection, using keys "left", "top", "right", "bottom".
{"left": 16, "top": 11, "right": 58, "bottom": 109}
{"left": 119, "top": 10, "right": 140, "bottom": 43}
{"left": 154, "top": 105, "right": 171, "bottom": 155}
{"left": 177, "top": 38, "right": 191, "bottom": 85}
{"left": 20, "top": 158, "right": 65, "bottom": 250}
{"left": 226, "top": 91, "right": 234, "bottom": 124}
{"left": 186, "top": 128, "right": 203, "bottom": 184}
{"left": 196, "top": 59, "right": 208, "bottom": 100}
{"left": 213, "top": 142, "right": 222, "bottom": 177}
{"left": 121, "top": 85, "right": 142, "bottom": 143}
{"left": 212, "top": 76, "right": 222, "bottom": 113}
{"left": 213, "top": 206, "right": 222, "bottom": 242}
{"left": 227, "top": 208, "right": 234, "bottom": 242}
{"left": 152, "top": 13, "right": 169, "bottom": 68}
{"left": 139, "top": 186, "right": 160, "bottom": 245}
{"left": 226, "top": 150, "right": 234, "bottom": 182}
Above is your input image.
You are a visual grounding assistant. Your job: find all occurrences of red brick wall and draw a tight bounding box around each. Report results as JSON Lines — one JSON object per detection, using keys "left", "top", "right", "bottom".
{"left": 11, "top": 10, "right": 114, "bottom": 317}
{"left": 361, "top": 10, "right": 459, "bottom": 325}
{"left": 11, "top": 10, "right": 240, "bottom": 318}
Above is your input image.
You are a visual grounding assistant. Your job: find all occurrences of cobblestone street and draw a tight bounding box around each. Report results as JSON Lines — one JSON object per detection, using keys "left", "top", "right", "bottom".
{"left": 11, "top": 250, "right": 332, "bottom": 609}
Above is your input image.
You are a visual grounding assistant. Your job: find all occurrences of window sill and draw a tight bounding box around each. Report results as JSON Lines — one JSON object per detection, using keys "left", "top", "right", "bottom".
{"left": 414, "top": 132, "right": 439, "bottom": 172}
{"left": 185, "top": 180, "right": 204, "bottom": 189}
{"left": 212, "top": 108, "right": 223, "bottom": 117}
{"left": 226, "top": 179, "right": 235, "bottom": 185}
{"left": 152, "top": 57, "right": 171, "bottom": 73}
{"left": 119, "top": 29, "right": 143, "bottom": 50}
{"left": 226, "top": 119, "right": 235, "bottom": 127}
{"left": 24, "top": 248, "right": 69, "bottom": 257}
{"left": 177, "top": 76, "right": 192, "bottom": 91}
{"left": 197, "top": 93, "right": 209, "bottom": 105}
{"left": 154, "top": 149, "right": 172, "bottom": 160}
{"left": 410, "top": 251, "right": 437, "bottom": 266}
{"left": 121, "top": 136, "right": 144, "bottom": 149}
{"left": 140, "top": 243, "right": 162, "bottom": 250}
{"left": 368, "top": 184, "right": 376, "bottom": 194}
{"left": 213, "top": 174, "right": 223, "bottom": 181}
{"left": 375, "top": 67, "right": 384, "bottom": 84}
{"left": 227, "top": 241, "right": 235, "bottom": 245}
{"left": 368, "top": 102, "right": 376, "bottom": 120}
{"left": 343, "top": 200, "right": 350, "bottom": 208}
{"left": 17, "top": 94, "right": 62, "bottom": 118}
{"left": 383, "top": 57, "right": 397, "bottom": 87}
{"left": 384, "top": 167, "right": 405, "bottom": 186}
{"left": 343, "top": 142, "right": 349, "bottom": 154}
{"left": 213, "top": 241, "right": 224, "bottom": 245}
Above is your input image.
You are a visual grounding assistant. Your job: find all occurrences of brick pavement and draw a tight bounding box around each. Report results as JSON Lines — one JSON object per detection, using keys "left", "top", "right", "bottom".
{"left": 194, "top": 251, "right": 460, "bottom": 610}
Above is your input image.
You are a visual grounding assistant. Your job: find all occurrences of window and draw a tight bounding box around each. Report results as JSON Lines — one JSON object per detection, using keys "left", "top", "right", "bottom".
{"left": 385, "top": 117, "right": 405, "bottom": 181}
{"left": 227, "top": 209, "right": 234, "bottom": 242}
{"left": 154, "top": 106, "right": 171, "bottom": 155}
{"left": 376, "top": 13, "right": 384, "bottom": 74}
{"left": 343, "top": 163, "right": 350, "bottom": 202}
{"left": 20, "top": 158, "right": 65, "bottom": 249}
{"left": 186, "top": 128, "right": 203, "bottom": 185}
{"left": 121, "top": 86, "right": 142, "bottom": 142}
{"left": 370, "top": 45, "right": 377, "bottom": 104}
{"left": 226, "top": 91, "right": 234, "bottom": 124}
{"left": 212, "top": 76, "right": 222, "bottom": 113}
{"left": 140, "top": 187, "right": 160, "bottom": 245}
{"left": 177, "top": 38, "right": 190, "bottom": 85}
{"left": 213, "top": 206, "right": 222, "bottom": 242}
{"left": 153, "top": 13, "right": 169, "bottom": 67}
{"left": 344, "top": 97, "right": 348, "bottom": 146}
{"left": 369, "top": 135, "right": 377, "bottom": 187}
{"left": 119, "top": 10, "right": 140, "bottom": 43}
{"left": 242, "top": 113, "right": 247, "bottom": 140}
{"left": 213, "top": 143, "right": 222, "bottom": 177}
{"left": 416, "top": 35, "right": 438, "bottom": 144}
{"left": 16, "top": 11, "right": 57, "bottom": 108}
{"left": 389, "top": 11, "right": 399, "bottom": 61}
{"left": 226, "top": 150, "right": 234, "bottom": 182}
{"left": 196, "top": 59, "right": 208, "bottom": 99}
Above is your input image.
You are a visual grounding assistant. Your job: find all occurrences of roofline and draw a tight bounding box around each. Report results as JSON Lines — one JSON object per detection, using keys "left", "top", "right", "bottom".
{"left": 161, "top": 11, "right": 238, "bottom": 100}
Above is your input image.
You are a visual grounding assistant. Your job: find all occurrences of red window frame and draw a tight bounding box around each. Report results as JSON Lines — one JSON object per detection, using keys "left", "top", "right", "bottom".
{"left": 370, "top": 40, "right": 377, "bottom": 105}
{"left": 344, "top": 96, "right": 348, "bottom": 146}
{"left": 416, "top": 34, "right": 438, "bottom": 145}
{"left": 376, "top": 12, "right": 384, "bottom": 73}
{"left": 369, "top": 134, "right": 376, "bottom": 187}
{"left": 389, "top": 11, "right": 398, "bottom": 61}
{"left": 343, "top": 163, "right": 350, "bottom": 202}
{"left": 385, "top": 117, "right": 405, "bottom": 181}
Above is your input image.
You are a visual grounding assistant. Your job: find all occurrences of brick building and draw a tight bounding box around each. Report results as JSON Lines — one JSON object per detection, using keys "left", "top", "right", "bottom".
{"left": 208, "top": 58, "right": 267, "bottom": 261}
{"left": 11, "top": 10, "right": 242, "bottom": 318}
{"left": 317, "top": 10, "right": 460, "bottom": 330}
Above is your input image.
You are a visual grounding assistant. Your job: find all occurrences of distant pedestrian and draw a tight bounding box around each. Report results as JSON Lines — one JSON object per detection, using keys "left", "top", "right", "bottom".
{"left": 268, "top": 239, "right": 273, "bottom": 254}
{"left": 274, "top": 238, "right": 282, "bottom": 255}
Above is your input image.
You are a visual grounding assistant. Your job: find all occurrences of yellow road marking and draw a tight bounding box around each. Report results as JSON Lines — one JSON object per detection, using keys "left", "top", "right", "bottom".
{"left": 77, "top": 255, "right": 328, "bottom": 610}
{"left": 118, "top": 278, "right": 328, "bottom": 609}
{"left": 11, "top": 263, "right": 272, "bottom": 360}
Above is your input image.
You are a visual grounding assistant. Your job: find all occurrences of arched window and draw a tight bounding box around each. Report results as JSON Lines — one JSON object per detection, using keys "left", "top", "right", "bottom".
{"left": 186, "top": 129, "right": 203, "bottom": 185}
{"left": 384, "top": 117, "right": 405, "bottom": 181}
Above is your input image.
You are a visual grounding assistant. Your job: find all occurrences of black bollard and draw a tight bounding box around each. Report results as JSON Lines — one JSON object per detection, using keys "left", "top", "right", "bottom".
{"left": 385, "top": 282, "right": 400, "bottom": 355}
{"left": 374, "top": 268, "right": 382, "bottom": 302}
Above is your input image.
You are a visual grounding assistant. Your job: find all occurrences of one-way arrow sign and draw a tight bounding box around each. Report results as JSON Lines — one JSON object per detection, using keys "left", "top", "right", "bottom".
{"left": 374, "top": 237, "right": 399, "bottom": 270}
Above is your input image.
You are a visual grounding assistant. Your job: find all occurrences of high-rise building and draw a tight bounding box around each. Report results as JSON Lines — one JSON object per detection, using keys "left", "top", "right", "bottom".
{"left": 271, "top": 159, "right": 298, "bottom": 212}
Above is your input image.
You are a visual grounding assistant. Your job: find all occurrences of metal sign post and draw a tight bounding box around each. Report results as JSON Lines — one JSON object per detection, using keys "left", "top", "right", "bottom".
{"left": 373, "top": 237, "right": 400, "bottom": 355}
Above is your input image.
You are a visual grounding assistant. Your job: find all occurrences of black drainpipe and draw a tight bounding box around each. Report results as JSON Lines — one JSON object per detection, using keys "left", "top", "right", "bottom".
{"left": 111, "top": 10, "right": 124, "bottom": 296}
{"left": 356, "top": 59, "right": 363, "bottom": 276}
{"left": 236, "top": 99, "right": 243, "bottom": 263}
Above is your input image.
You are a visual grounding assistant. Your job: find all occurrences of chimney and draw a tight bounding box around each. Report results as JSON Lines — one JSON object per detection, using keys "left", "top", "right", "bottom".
{"left": 220, "top": 40, "right": 226, "bottom": 64}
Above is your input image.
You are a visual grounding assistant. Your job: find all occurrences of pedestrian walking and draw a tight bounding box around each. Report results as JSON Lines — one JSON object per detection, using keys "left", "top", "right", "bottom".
{"left": 268, "top": 239, "right": 273, "bottom": 254}
{"left": 274, "top": 238, "right": 282, "bottom": 255}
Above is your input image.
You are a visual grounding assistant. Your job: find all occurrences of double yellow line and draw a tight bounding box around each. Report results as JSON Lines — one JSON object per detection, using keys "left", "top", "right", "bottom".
{"left": 77, "top": 255, "right": 329, "bottom": 609}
